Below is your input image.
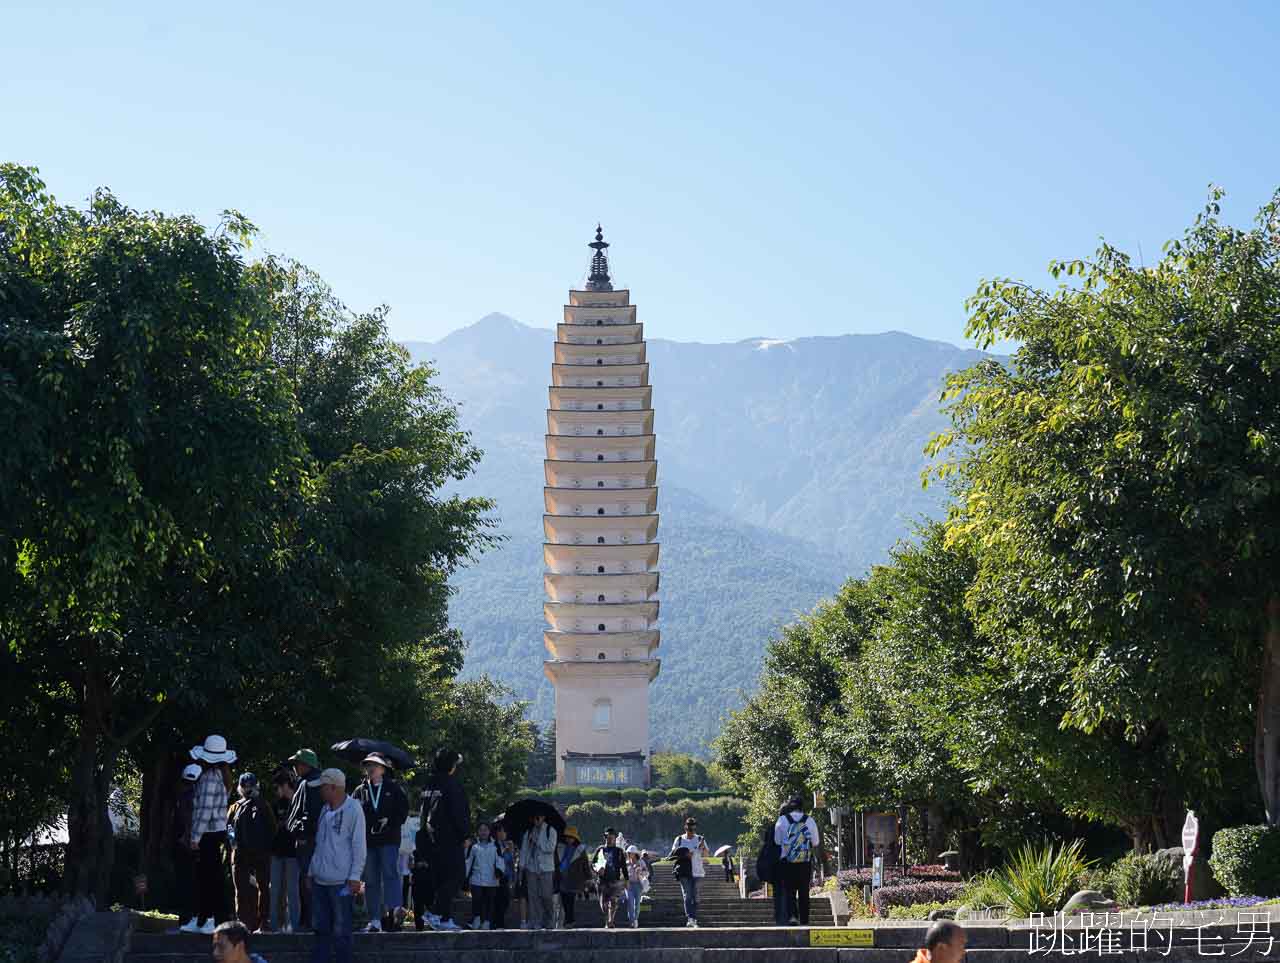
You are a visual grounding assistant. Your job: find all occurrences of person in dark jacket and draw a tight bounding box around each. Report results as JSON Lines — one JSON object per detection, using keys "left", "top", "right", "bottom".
{"left": 287, "top": 748, "right": 325, "bottom": 930}
{"left": 419, "top": 749, "right": 469, "bottom": 931}
{"left": 351, "top": 753, "right": 410, "bottom": 932}
{"left": 174, "top": 763, "right": 201, "bottom": 933}
{"left": 269, "top": 771, "right": 300, "bottom": 932}
{"left": 229, "top": 772, "right": 275, "bottom": 933}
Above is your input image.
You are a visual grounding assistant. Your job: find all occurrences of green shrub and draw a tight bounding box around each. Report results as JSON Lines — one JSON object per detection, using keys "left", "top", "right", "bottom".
{"left": 666, "top": 788, "right": 690, "bottom": 802}
{"left": 646, "top": 788, "right": 668, "bottom": 805}
{"left": 1108, "top": 853, "right": 1180, "bottom": 907}
{"left": 1209, "top": 826, "right": 1280, "bottom": 898}
{"left": 959, "top": 870, "right": 1007, "bottom": 911}
{"left": 622, "top": 788, "right": 648, "bottom": 806}
{"left": 580, "top": 787, "right": 608, "bottom": 801}
{"left": 989, "top": 839, "right": 1093, "bottom": 916}
{"left": 884, "top": 900, "right": 960, "bottom": 920}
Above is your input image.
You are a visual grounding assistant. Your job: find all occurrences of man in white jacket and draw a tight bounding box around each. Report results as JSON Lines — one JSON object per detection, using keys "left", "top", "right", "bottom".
{"left": 519, "top": 813, "right": 558, "bottom": 929}
{"left": 306, "top": 769, "right": 366, "bottom": 963}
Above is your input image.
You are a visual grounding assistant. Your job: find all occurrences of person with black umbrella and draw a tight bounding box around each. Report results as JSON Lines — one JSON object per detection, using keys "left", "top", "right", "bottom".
{"left": 351, "top": 752, "right": 409, "bottom": 933}
{"left": 419, "top": 748, "right": 469, "bottom": 932}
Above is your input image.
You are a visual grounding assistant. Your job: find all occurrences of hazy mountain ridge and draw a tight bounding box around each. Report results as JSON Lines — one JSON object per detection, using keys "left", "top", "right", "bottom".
{"left": 406, "top": 314, "right": 986, "bottom": 753}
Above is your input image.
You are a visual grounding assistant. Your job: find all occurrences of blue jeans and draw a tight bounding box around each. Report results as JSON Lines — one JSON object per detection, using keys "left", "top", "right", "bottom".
{"left": 310, "top": 883, "right": 353, "bottom": 963}
{"left": 270, "top": 856, "right": 300, "bottom": 931}
{"left": 363, "top": 844, "right": 401, "bottom": 923}
{"left": 679, "top": 876, "right": 698, "bottom": 921}
{"left": 626, "top": 881, "right": 645, "bottom": 924}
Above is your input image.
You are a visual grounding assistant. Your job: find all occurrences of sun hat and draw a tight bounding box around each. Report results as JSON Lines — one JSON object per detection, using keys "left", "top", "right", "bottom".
{"left": 563, "top": 825, "right": 580, "bottom": 841}
{"left": 190, "top": 734, "right": 237, "bottom": 765}
{"left": 625, "top": 844, "right": 640, "bottom": 854}
{"left": 307, "top": 767, "right": 347, "bottom": 789}
{"left": 289, "top": 748, "right": 320, "bottom": 769}
{"left": 181, "top": 764, "right": 202, "bottom": 782}
{"left": 362, "top": 752, "right": 393, "bottom": 769}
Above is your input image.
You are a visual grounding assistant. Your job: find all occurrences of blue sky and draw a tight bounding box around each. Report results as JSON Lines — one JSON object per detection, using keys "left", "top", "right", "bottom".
{"left": 4, "top": 1, "right": 1277, "bottom": 347}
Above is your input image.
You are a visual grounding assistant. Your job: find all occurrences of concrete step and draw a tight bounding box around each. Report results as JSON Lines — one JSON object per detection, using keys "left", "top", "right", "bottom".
{"left": 125, "top": 929, "right": 1250, "bottom": 963}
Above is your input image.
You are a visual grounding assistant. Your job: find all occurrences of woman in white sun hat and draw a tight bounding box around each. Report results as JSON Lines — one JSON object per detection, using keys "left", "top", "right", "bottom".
{"left": 180, "top": 735, "right": 237, "bottom": 935}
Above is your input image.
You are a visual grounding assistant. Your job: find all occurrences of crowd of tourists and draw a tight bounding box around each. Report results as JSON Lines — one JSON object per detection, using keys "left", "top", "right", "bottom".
{"left": 171, "top": 734, "right": 742, "bottom": 963}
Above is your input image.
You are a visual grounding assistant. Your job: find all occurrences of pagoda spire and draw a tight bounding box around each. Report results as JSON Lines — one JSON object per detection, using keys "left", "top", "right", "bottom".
{"left": 586, "top": 224, "right": 613, "bottom": 291}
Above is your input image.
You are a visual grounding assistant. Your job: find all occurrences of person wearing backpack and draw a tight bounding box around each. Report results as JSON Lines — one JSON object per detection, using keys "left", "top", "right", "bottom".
{"left": 554, "top": 826, "right": 588, "bottom": 928}
{"left": 228, "top": 772, "right": 276, "bottom": 933}
{"left": 772, "top": 796, "right": 820, "bottom": 925}
{"left": 593, "top": 828, "right": 630, "bottom": 928}
{"left": 669, "top": 817, "right": 711, "bottom": 928}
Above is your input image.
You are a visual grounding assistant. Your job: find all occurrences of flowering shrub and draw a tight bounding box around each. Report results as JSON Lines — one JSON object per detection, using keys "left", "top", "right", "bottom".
{"left": 836, "top": 864, "right": 960, "bottom": 892}
{"left": 872, "top": 881, "right": 967, "bottom": 916}
{"left": 1149, "top": 896, "right": 1274, "bottom": 912}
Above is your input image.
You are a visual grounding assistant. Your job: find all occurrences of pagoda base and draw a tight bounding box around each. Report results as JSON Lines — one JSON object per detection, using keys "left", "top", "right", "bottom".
{"left": 559, "top": 750, "right": 648, "bottom": 788}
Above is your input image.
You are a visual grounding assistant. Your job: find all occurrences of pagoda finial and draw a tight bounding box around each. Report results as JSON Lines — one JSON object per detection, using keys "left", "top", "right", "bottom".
{"left": 586, "top": 224, "right": 613, "bottom": 291}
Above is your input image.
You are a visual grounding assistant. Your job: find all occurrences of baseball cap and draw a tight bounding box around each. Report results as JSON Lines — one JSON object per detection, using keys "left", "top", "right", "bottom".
{"left": 289, "top": 748, "right": 321, "bottom": 769}
{"left": 307, "top": 767, "right": 347, "bottom": 789}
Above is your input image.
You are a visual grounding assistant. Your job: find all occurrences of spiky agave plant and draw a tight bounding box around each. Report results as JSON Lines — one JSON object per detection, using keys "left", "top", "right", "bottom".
{"left": 991, "top": 839, "right": 1093, "bottom": 917}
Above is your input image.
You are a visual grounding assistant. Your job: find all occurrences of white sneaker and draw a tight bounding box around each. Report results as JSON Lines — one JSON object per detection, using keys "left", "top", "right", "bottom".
{"left": 686, "top": 918, "right": 696, "bottom": 928}
{"left": 178, "top": 918, "right": 200, "bottom": 934}
{"left": 363, "top": 921, "right": 382, "bottom": 933}
{"left": 198, "top": 919, "right": 216, "bottom": 935}
{"left": 423, "top": 912, "right": 442, "bottom": 927}
{"left": 632, "top": 919, "right": 639, "bottom": 928}
{"left": 436, "top": 918, "right": 462, "bottom": 932}
{"left": 470, "top": 916, "right": 481, "bottom": 930}
{"left": 481, "top": 921, "right": 491, "bottom": 930}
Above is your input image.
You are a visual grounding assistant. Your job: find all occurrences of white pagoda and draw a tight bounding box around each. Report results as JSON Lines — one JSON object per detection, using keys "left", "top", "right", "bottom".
{"left": 543, "top": 227, "right": 660, "bottom": 787}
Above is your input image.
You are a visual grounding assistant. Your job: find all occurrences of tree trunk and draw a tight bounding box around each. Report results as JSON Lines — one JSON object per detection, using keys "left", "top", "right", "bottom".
{"left": 64, "top": 666, "right": 114, "bottom": 902}
{"left": 1255, "top": 596, "right": 1280, "bottom": 826}
{"left": 141, "top": 752, "right": 181, "bottom": 884}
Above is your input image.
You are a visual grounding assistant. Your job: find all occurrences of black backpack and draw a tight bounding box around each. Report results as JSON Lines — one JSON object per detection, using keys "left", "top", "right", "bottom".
{"left": 755, "top": 828, "right": 781, "bottom": 884}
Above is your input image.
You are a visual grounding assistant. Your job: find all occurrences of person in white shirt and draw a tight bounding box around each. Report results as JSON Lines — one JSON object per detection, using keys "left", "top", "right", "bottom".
{"left": 465, "top": 822, "right": 502, "bottom": 930}
{"left": 306, "top": 769, "right": 365, "bottom": 963}
{"left": 669, "top": 817, "right": 711, "bottom": 927}
{"left": 519, "top": 813, "right": 558, "bottom": 929}
{"left": 773, "top": 797, "right": 820, "bottom": 925}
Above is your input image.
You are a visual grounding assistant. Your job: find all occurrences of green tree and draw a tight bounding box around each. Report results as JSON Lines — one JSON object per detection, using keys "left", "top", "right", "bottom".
{"left": 0, "top": 170, "right": 503, "bottom": 897}
{"left": 525, "top": 720, "right": 557, "bottom": 789}
{"left": 931, "top": 189, "right": 1272, "bottom": 834}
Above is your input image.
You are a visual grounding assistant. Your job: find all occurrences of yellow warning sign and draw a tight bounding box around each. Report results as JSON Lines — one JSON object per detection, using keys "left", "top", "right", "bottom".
{"left": 810, "top": 928, "right": 875, "bottom": 947}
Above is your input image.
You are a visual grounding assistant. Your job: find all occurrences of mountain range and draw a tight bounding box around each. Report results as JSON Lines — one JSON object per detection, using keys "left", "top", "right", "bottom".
{"left": 405, "top": 314, "right": 987, "bottom": 754}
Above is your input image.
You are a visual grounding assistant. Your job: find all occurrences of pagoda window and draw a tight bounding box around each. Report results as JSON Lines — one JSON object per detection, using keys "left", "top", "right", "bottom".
{"left": 597, "top": 404, "right": 604, "bottom": 410}
{"left": 573, "top": 619, "right": 582, "bottom": 630}
{"left": 597, "top": 454, "right": 604, "bottom": 461}
{"left": 597, "top": 508, "right": 605, "bottom": 515}
{"left": 623, "top": 649, "right": 631, "bottom": 659}
{"left": 596, "top": 319, "right": 603, "bottom": 325}
{"left": 621, "top": 504, "right": 630, "bottom": 514}
{"left": 574, "top": 562, "right": 583, "bottom": 574}
{"left": 574, "top": 591, "right": 583, "bottom": 603}
{"left": 596, "top": 536, "right": 605, "bottom": 544}
{"left": 596, "top": 359, "right": 603, "bottom": 365}
{"left": 593, "top": 699, "right": 611, "bottom": 729}
{"left": 573, "top": 533, "right": 583, "bottom": 544}
{"left": 597, "top": 429, "right": 604, "bottom": 436}
{"left": 596, "top": 380, "right": 604, "bottom": 387}
{"left": 621, "top": 590, "right": 630, "bottom": 602}
{"left": 573, "top": 505, "right": 583, "bottom": 515}
{"left": 597, "top": 594, "right": 606, "bottom": 602}
{"left": 622, "top": 619, "right": 631, "bottom": 631}
{"left": 597, "top": 481, "right": 604, "bottom": 487}
{"left": 597, "top": 624, "right": 606, "bottom": 632}
{"left": 597, "top": 565, "right": 605, "bottom": 573}
{"left": 596, "top": 338, "right": 603, "bottom": 345}
{"left": 621, "top": 532, "right": 630, "bottom": 544}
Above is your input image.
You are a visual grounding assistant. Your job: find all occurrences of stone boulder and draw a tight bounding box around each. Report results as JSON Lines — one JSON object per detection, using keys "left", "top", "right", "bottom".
{"left": 1062, "top": 889, "right": 1119, "bottom": 914}
{"left": 1153, "top": 847, "right": 1223, "bottom": 901}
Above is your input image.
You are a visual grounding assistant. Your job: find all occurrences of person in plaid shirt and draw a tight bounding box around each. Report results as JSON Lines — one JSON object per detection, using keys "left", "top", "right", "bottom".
{"left": 180, "top": 735, "right": 237, "bottom": 935}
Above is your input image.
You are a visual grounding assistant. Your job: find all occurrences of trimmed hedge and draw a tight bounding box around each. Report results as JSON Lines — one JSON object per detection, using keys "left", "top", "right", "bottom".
{"left": 563, "top": 796, "right": 749, "bottom": 849}
{"left": 1209, "top": 825, "right": 1280, "bottom": 898}
{"left": 871, "top": 881, "right": 966, "bottom": 917}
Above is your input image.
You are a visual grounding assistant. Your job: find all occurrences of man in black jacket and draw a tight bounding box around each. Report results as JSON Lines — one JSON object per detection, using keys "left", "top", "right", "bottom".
{"left": 287, "top": 748, "right": 325, "bottom": 930}
{"left": 352, "top": 752, "right": 410, "bottom": 932}
{"left": 419, "top": 749, "right": 469, "bottom": 931}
